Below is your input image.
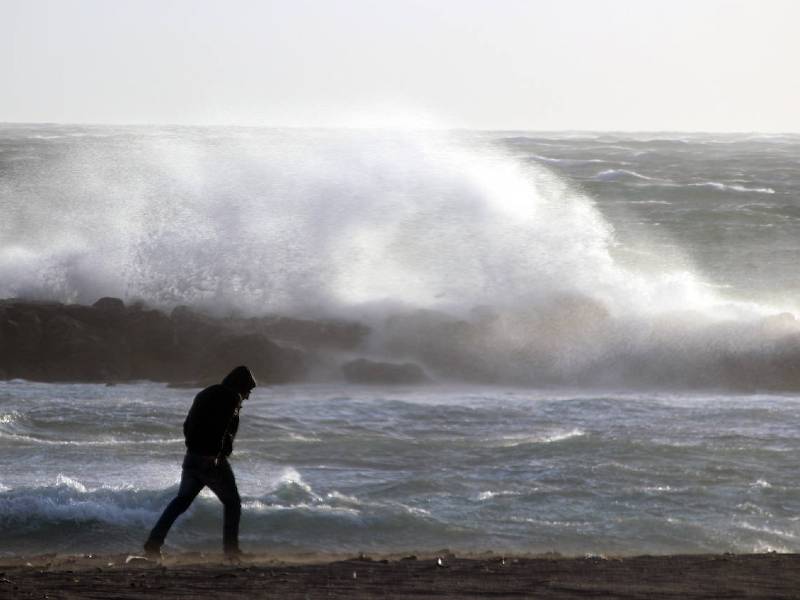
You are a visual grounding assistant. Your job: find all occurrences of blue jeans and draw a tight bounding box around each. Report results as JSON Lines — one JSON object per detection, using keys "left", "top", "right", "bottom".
{"left": 147, "top": 453, "right": 241, "bottom": 553}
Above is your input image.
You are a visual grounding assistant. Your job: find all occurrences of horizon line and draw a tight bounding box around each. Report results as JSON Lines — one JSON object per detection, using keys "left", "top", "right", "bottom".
{"left": 1, "top": 120, "right": 798, "bottom": 136}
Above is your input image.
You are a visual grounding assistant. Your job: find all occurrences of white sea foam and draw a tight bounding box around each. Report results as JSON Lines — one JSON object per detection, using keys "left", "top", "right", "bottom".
{"left": 55, "top": 474, "right": 88, "bottom": 493}
{"left": 262, "top": 467, "right": 323, "bottom": 503}
{"left": 689, "top": 181, "right": 776, "bottom": 194}
{"left": 752, "top": 541, "right": 793, "bottom": 553}
{"left": 737, "top": 502, "right": 773, "bottom": 517}
{"left": 0, "top": 479, "right": 161, "bottom": 529}
{"left": 530, "top": 154, "right": 611, "bottom": 165}
{"left": 0, "top": 412, "right": 18, "bottom": 425}
{"left": 397, "top": 504, "right": 431, "bottom": 517}
{"left": 0, "top": 431, "right": 184, "bottom": 446}
{"left": 593, "top": 168, "right": 660, "bottom": 181}
{"left": 738, "top": 521, "right": 800, "bottom": 540}
{"left": 477, "top": 490, "right": 522, "bottom": 501}
{"left": 242, "top": 500, "right": 361, "bottom": 517}
{"left": 639, "top": 485, "right": 685, "bottom": 494}
{"left": 326, "top": 491, "right": 361, "bottom": 505}
{"left": 287, "top": 432, "right": 322, "bottom": 443}
{"left": 490, "top": 429, "right": 585, "bottom": 447}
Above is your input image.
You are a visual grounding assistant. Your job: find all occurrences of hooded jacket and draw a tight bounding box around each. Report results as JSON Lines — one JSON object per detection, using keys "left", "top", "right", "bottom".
{"left": 183, "top": 384, "right": 241, "bottom": 457}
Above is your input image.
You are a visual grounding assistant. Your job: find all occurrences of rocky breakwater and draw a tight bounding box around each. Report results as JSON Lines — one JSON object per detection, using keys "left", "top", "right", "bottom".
{"left": 0, "top": 297, "right": 370, "bottom": 385}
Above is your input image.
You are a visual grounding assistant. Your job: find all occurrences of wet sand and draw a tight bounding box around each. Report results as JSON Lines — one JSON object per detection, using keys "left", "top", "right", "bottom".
{"left": 2, "top": 552, "right": 800, "bottom": 599}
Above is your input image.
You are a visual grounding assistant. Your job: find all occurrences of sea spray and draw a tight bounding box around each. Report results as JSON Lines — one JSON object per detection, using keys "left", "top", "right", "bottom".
{"left": 2, "top": 126, "right": 800, "bottom": 389}
{"left": 0, "top": 125, "right": 705, "bottom": 316}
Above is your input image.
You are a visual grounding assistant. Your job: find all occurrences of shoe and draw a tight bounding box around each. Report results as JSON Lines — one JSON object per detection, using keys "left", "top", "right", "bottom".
{"left": 143, "top": 539, "right": 162, "bottom": 561}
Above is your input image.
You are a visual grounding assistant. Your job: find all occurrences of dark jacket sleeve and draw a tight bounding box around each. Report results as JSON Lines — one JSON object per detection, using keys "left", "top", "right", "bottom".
{"left": 221, "top": 412, "right": 239, "bottom": 457}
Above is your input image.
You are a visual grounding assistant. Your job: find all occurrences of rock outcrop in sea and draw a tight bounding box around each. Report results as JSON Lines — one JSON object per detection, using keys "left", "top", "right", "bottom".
{"left": 341, "top": 358, "right": 429, "bottom": 384}
{"left": 0, "top": 297, "right": 369, "bottom": 385}
{"left": 3, "top": 295, "right": 800, "bottom": 391}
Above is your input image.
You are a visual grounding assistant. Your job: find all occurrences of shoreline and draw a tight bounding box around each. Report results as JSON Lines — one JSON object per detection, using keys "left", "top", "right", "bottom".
{"left": 3, "top": 552, "right": 800, "bottom": 598}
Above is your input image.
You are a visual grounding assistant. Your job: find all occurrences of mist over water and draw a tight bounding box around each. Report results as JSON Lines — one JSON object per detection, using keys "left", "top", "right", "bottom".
{"left": 2, "top": 127, "right": 631, "bottom": 311}
{"left": 1, "top": 123, "right": 724, "bottom": 313}
{"left": 2, "top": 125, "right": 800, "bottom": 389}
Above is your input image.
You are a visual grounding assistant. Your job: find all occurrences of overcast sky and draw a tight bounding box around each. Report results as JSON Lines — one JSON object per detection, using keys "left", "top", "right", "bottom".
{"left": 2, "top": 0, "right": 799, "bottom": 131}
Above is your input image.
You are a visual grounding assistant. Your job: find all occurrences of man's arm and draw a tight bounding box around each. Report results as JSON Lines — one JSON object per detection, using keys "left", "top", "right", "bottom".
{"left": 221, "top": 414, "right": 238, "bottom": 457}
{"left": 218, "top": 395, "right": 242, "bottom": 459}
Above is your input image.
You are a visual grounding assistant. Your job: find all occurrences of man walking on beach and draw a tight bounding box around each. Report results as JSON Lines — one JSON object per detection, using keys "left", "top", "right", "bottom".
{"left": 144, "top": 365, "right": 257, "bottom": 560}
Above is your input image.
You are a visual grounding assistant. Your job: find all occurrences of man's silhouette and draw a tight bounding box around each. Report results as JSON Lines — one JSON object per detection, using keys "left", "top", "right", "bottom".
{"left": 144, "top": 365, "right": 257, "bottom": 559}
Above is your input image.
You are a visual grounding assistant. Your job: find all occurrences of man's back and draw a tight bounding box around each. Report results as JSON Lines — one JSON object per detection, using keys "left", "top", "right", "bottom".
{"left": 183, "top": 384, "right": 240, "bottom": 456}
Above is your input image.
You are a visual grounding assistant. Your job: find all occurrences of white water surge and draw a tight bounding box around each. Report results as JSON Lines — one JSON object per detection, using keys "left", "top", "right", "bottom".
{"left": 0, "top": 127, "right": 731, "bottom": 312}
{"left": 1, "top": 126, "right": 799, "bottom": 388}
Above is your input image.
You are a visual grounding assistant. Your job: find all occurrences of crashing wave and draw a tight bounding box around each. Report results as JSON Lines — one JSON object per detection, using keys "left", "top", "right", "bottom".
{"left": 0, "top": 127, "right": 797, "bottom": 390}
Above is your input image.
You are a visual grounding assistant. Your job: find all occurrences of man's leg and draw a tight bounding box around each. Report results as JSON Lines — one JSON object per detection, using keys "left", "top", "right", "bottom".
{"left": 205, "top": 459, "right": 242, "bottom": 556}
{"left": 145, "top": 468, "right": 205, "bottom": 554}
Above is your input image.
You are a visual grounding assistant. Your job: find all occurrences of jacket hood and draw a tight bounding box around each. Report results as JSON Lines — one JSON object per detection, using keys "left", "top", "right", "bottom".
{"left": 222, "top": 365, "right": 257, "bottom": 394}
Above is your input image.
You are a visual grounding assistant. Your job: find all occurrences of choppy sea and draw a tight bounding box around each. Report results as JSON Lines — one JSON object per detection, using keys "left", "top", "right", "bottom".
{"left": 2, "top": 126, "right": 800, "bottom": 555}
{"left": 2, "top": 381, "right": 800, "bottom": 556}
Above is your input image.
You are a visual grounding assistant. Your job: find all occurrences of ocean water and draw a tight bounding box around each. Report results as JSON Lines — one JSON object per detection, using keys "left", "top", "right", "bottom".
{"left": 2, "top": 381, "right": 800, "bottom": 556}
{"left": 503, "top": 132, "right": 800, "bottom": 309}
{"left": 2, "top": 126, "right": 800, "bottom": 555}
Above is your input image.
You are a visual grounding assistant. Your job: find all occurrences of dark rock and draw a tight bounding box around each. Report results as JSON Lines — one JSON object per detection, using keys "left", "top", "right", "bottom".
{"left": 62, "top": 303, "right": 128, "bottom": 333}
{"left": 0, "top": 299, "right": 311, "bottom": 384}
{"left": 39, "top": 313, "right": 131, "bottom": 381}
{"left": 383, "top": 309, "right": 495, "bottom": 382}
{"left": 1, "top": 304, "right": 45, "bottom": 357}
{"left": 251, "top": 316, "right": 370, "bottom": 350}
{"left": 342, "top": 358, "right": 428, "bottom": 384}
{"left": 126, "top": 309, "right": 176, "bottom": 380}
{"left": 170, "top": 305, "right": 200, "bottom": 323}
{"left": 204, "top": 333, "right": 306, "bottom": 384}
{"left": 383, "top": 296, "right": 611, "bottom": 385}
{"left": 169, "top": 306, "right": 227, "bottom": 381}
{"left": 0, "top": 305, "right": 46, "bottom": 379}
{"left": 92, "top": 297, "right": 126, "bottom": 313}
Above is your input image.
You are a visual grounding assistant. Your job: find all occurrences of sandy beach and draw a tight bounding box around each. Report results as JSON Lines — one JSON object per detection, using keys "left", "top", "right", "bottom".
{"left": 2, "top": 552, "right": 800, "bottom": 599}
